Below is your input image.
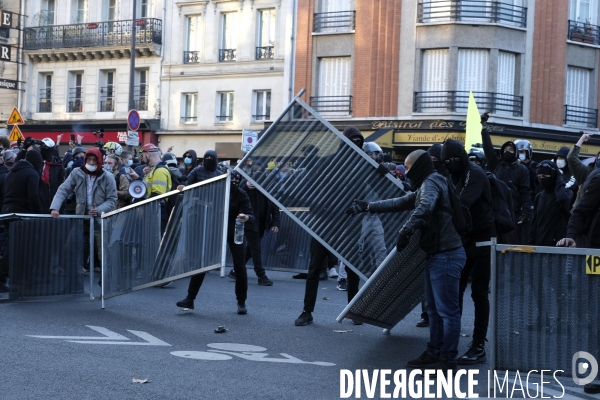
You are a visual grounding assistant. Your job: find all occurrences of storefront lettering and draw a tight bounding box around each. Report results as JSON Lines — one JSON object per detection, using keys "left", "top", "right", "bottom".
{"left": 373, "top": 121, "right": 424, "bottom": 130}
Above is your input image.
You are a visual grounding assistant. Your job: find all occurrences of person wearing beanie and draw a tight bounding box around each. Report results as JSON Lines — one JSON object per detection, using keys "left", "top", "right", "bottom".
{"left": 427, "top": 143, "right": 450, "bottom": 178}
{"left": 346, "top": 149, "right": 466, "bottom": 373}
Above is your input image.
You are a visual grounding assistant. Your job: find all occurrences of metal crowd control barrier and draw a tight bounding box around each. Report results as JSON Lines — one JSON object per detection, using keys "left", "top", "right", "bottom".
{"left": 236, "top": 89, "right": 411, "bottom": 282}
{"left": 485, "top": 239, "right": 600, "bottom": 379}
{"left": 0, "top": 214, "right": 93, "bottom": 301}
{"left": 101, "top": 175, "right": 229, "bottom": 306}
{"left": 336, "top": 232, "right": 426, "bottom": 329}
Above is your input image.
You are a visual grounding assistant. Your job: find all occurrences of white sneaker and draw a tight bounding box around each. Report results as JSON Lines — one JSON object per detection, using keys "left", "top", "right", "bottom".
{"left": 328, "top": 267, "right": 339, "bottom": 278}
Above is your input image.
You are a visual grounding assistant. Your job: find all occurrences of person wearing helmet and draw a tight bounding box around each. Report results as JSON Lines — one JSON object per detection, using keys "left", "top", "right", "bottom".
{"left": 104, "top": 142, "right": 123, "bottom": 156}
{"left": 37, "top": 137, "right": 66, "bottom": 202}
{"left": 468, "top": 148, "right": 487, "bottom": 170}
{"left": 176, "top": 168, "right": 255, "bottom": 315}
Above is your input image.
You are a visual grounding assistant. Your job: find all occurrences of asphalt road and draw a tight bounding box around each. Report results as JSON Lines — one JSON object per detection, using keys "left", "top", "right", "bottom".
{"left": 0, "top": 270, "right": 594, "bottom": 400}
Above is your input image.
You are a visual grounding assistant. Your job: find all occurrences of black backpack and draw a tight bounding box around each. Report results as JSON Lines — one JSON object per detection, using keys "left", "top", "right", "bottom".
{"left": 486, "top": 172, "right": 516, "bottom": 234}
{"left": 446, "top": 175, "right": 473, "bottom": 236}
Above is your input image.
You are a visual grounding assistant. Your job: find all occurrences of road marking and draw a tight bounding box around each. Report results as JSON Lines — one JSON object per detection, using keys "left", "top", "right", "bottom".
{"left": 28, "top": 325, "right": 129, "bottom": 340}
{"left": 28, "top": 326, "right": 171, "bottom": 347}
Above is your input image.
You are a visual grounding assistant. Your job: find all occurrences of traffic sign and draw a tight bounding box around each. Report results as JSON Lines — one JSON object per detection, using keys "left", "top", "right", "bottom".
{"left": 128, "top": 109, "right": 140, "bottom": 131}
{"left": 8, "top": 125, "right": 23, "bottom": 141}
{"left": 242, "top": 129, "right": 259, "bottom": 152}
{"left": 7, "top": 107, "right": 23, "bottom": 124}
{"left": 126, "top": 131, "right": 139, "bottom": 146}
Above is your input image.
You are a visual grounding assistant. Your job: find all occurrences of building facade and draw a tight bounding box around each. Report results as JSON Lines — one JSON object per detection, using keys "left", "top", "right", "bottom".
{"left": 19, "top": 0, "right": 164, "bottom": 148}
{"left": 0, "top": 0, "right": 21, "bottom": 131}
{"left": 293, "top": 0, "right": 600, "bottom": 162}
{"left": 158, "top": 0, "right": 294, "bottom": 162}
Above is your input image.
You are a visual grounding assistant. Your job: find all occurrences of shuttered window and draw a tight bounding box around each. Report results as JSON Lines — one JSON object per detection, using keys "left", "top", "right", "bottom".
{"left": 421, "top": 0, "right": 451, "bottom": 22}
{"left": 421, "top": 49, "right": 449, "bottom": 112}
{"left": 457, "top": 49, "right": 489, "bottom": 93}
{"left": 566, "top": 66, "right": 590, "bottom": 108}
{"left": 187, "top": 16, "right": 201, "bottom": 52}
{"left": 321, "top": 0, "right": 353, "bottom": 12}
{"left": 496, "top": 51, "right": 516, "bottom": 116}
{"left": 317, "top": 57, "right": 352, "bottom": 114}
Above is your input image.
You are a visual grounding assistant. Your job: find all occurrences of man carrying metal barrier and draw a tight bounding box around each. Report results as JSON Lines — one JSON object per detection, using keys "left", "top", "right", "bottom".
{"left": 346, "top": 149, "right": 466, "bottom": 374}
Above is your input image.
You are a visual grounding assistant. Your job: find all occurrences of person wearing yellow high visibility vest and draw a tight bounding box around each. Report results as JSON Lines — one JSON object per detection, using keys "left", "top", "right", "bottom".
{"left": 140, "top": 143, "right": 172, "bottom": 234}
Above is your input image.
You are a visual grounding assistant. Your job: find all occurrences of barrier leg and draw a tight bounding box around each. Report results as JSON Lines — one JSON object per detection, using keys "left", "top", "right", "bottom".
{"left": 89, "top": 218, "right": 94, "bottom": 301}
{"left": 101, "top": 216, "right": 105, "bottom": 310}
{"left": 489, "top": 237, "right": 497, "bottom": 372}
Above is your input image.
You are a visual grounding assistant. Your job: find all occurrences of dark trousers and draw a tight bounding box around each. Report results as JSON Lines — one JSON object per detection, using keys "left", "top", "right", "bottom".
{"left": 346, "top": 267, "right": 360, "bottom": 304}
{"left": 187, "top": 237, "right": 248, "bottom": 305}
{"left": 0, "top": 223, "right": 8, "bottom": 284}
{"left": 303, "top": 238, "right": 332, "bottom": 313}
{"left": 458, "top": 243, "right": 491, "bottom": 344}
{"left": 499, "top": 223, "right": 522, "bottom": 245}
{"left": 245, "top": 229, "right": 265, "bottom": 278}
{"left": 421, "top": 300, "right": 428, "bottom": 320}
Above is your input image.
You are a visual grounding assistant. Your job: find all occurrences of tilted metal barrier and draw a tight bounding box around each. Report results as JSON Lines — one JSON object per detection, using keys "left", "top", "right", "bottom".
{"left": 101, "top": 175, "right": 229, "bottom": 305}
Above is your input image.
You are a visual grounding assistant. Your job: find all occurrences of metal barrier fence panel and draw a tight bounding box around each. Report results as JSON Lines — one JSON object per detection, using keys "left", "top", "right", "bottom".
{"left": 101, "top": 175, "right": 229, "bottom": 300}
{"left": 492, "top": 244, "right": 600, "bottom": 378}
{"left": 236, "top": 94, "right": 411, "bottom": 281}
{"left": 336, "top": 232, "right": 426, "bottom": 329}
{"left": 1, "top": 214, "right": 90, "bottom": 301}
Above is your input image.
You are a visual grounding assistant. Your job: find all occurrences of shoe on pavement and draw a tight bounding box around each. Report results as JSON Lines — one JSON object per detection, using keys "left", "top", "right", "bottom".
{"left": 155, "top": 281, "right": 173, "bottom": 288}
{"left": 406, "top": 351, "right": 439, "bottom": 368}
{"left": 237, "top": 303, "right": 247, "bottom": 315}
{"left": 257, "top": 276, "right": 273, "bottom": 286}
{"left": 584, "top": 383, "right": 600, "bottom": 394}
{"left": 295, "top": 311, "right": 313, "bottom": 326}
{"left": 176, "top": 297, "right": 195, "bottom": 309}
{"left": 416, "top": 318, "right": 429, "bottom": 328}
{"left": 228, "top": 269, "right": 236, "bottom": 280}
{"left": 319, "top": 271, "right": 328, "bottom": 281}
{"left": 457, "top": 341, "right": 486, "bottom": 365}
{"left": 328, "top": 267, "right": 339, "bottom": 278}
{"left": 337, "top": 278, "right": 347, "bottom": 291}
{"left": 351, "top": 319, "right": 363, "bottom": 325}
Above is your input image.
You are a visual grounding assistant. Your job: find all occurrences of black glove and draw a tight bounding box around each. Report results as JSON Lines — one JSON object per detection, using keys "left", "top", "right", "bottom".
{"left": 376, "top": 163, "right": 389, "bottom": 176}
{"left": 396, "top": 232, "right": 410, "bottom": 252}
{"left": 480, "top": 112, "right": 490, "bottom": 125}
{"left": 344, "top": 199, "right": 368, "bottom": 216}
{"left": 23, "top": 137, "right": 34, "bottom": 150}
{"left": 517, "top": 213, "right": 528, "bottom": 225}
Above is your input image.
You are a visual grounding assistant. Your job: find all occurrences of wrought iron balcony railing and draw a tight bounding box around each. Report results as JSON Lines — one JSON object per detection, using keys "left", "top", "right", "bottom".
{"left": 134, "top": 86, "right": 148, "bottom": 111}
{"left": 180, "top": 116, "right": 197, "bottom": 124}
{"left": 309, "top": 95, "right": 353, "bottom": 115}
{"left": 413, "top": 91, "right": 523, "bottom": 116}
{"left": 216, "top": 115, "right": 233, "bottom": 122}
{"left": 218, "top": 49, "right": 236, "bottom": 62}
{"left": 568, "top": 20, "right": 600, "bottom": 46}
{"left": 564, "top": 105, "right": 598, "bottom": 128}
{"left": 417, "top": 0, "right": 527, "bottom": 28}
{"left": 183, "top": 50, "right": 199, "bottom": 63}
{"left": 99, "top": 86, "right": 114, "bottom": 112}
{"left": 313, "top": 11, "right": 356, "bottom": 32}
{"left": 255, "top": 46, "right": 274, "bottom": 60}
{"left": 68, "top": 100, "right": 82, "bottom": 113}
{"left": 23, "top": 18, "right": 162, "bottom": 50}
{"left": 38, "top": 88, "right": 52, "bottom": 112}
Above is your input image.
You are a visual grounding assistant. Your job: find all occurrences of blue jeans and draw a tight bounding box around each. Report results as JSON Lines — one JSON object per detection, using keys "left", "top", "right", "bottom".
{"left": 424, "top": 246, "right": 466, "bottom": 363}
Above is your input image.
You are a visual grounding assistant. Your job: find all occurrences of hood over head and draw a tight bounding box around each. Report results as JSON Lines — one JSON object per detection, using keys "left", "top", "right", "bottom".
{"left": 536, "top": 160, "right": 559, "bottom": 192}
{"left": 441, "top": 139, "right": 469, "bottom": 181}
{"left": 405, "top": 150, "right": 436, "bottom": 190}
{"left": 203, "top": 150, "right": 218, "bottom": 172}
{"left": 500, "top": 141, "right": 517, "bottom": 163}
{"left": 25, "top": 150, "right": 43, "bottom": 176}
{"left": 555, "top": 146, "right": 570, "bottom": 159}
{"left": 343, "top": 126, "right": 364, "bottom": 149}
{"left": 82, "top": 148, "right": 104, "bottom": 176}
{"left": 184, "top": 149, "right": 198, "bottom": 168}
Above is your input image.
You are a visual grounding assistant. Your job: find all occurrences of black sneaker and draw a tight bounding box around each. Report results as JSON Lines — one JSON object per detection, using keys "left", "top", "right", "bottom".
{"left": 237, "top": 303, "right": 247, "bottom": 315}
{"left": 227, "top": 269, "right": 236, "bottom": 280}
{"left": 295, "top": 311, "right": 313, "bottom": 326}
{"left": 176, "top": 297, "right": 195, "bottom": 309}
{"left": 257, "top": 276, "right": 273, "bottom": 286}
{"left": 416, "top": 317, "right": 429, "bottom": 327}
{"left": 351, "top": 319, "right": 363, "bottom": 325}
{"left": 337, "top": 278, "right": 347, "bottom": 291}
{"left": 406, "top": 351, "right": 439, "bottom": 368}
{"left": 457, "top": 342, "right": 486, "bottom": 365}
{"left": 319, "top": 271, "right": 328, "bottom": 281}
{"left": 584, "top": 383, "right": 600, "bottom": 394}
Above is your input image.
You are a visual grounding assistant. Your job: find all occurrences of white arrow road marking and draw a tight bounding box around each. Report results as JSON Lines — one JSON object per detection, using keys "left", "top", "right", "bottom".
{"left": 28, "top": 325, "right": 129, "bottom": 340}
{"left": 67, "top": 330, "right": 171, "bottom": 346}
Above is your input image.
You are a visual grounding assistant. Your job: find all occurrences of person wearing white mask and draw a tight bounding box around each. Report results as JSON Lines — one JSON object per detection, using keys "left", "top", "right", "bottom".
{"left": 554, "top": 146, "right": 578, "bottom": 206}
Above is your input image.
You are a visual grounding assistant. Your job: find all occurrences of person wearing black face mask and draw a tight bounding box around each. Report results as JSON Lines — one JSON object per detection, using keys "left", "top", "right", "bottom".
{"left": 180, "top": 150, "right": 220, "bottom": 188}
{"left": 427, "top": 143, "right": 450, "bottom": 179}
{"left": 567, "top": 132, "right": 600, "bottom": 212}
{"left": 528, "top": 161, "right": 573, "bottom": 246}
{"left": 481, "top": 116, "right": 532, "bottom": 244}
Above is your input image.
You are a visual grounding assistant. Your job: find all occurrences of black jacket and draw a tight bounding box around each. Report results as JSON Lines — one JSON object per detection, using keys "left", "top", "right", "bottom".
{"left": 187, "top": 150, "right": 221, "bottom": 185}
{"left": 529, "top": 173, "right": 572, "bottom": 246}
{"left": 240, "top": 179, "right": 280, "bottom": 233}
{"left": 43, "top": 158, "right": 65, "bottom": 202}
{"left": 179, "top": 149, "right": 198, "bottom": 179}
{"left": 482, "top": 130, "right": 533, "bottom": 218}
{"left": 368, "top": 173, "right": 463, "bottom": 254}
{"left": 0, "top": 164, "right": 9, "bottom": 211}
{"left": 228, "top": 186, "right": 255, "bottom": 238}
{"left": 567, "top": 169, "right": 600, "bottom": 248}
{"left": 2, "top": 160, "right": 42, "bottom": 214}
{"left": 522, "top": 159, "right": 540, "bottom": 203}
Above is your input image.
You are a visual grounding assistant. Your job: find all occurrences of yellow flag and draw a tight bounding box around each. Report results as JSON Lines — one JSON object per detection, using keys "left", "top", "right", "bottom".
{"left": 465, "top": 91, "right": 483, "bottom": 149}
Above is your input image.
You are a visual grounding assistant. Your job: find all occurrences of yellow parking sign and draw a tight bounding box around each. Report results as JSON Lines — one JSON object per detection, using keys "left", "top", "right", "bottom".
{"left": 586, "top": 255, "right": 600, "bottom": 274}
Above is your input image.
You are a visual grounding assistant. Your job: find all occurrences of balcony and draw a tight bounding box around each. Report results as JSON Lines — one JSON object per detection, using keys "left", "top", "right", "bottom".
{"left": 568, "top": 20, "right": 600, "bottom": 46}
{"left": 564, "top": 105, "right": 598, "bottom": 128}
{"left": 38, "top": 89, "right": 52, "bottom": 113}
{"left": 309, "top": 95, "right": 352, "bottom": 115}
{"left": 413, "top": 91, "right": 523, "bottom": 116}
{"left": 313, "top": 11, "right": 356, "bottom": 33}
{"left": 255, "top": 46, "right": 274, "bottom": 60}
{"left": 183, "top": 50, "right": 199, "bottom": 64}
{"left": 23, "top": 19, "right": 162, "bottom": 62}
{"left": 218, "top": 49, "right": 236, "bottom": 62}
{"left": 134, "top": 86, "right": 148, "bottom": 111}
{"left": 99, "top": 86, "right": 114, "bottom": 112}
{"left": 417, "top": 0, "right": 527, "bottom": 28}
{"left": 180, "top": 116, "right": 197, "bottom": 124}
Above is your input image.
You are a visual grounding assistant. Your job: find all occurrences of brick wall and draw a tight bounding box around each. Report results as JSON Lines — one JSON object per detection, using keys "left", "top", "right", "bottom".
{"left": 293, "top": 0, "right": 315, "bottom": 102}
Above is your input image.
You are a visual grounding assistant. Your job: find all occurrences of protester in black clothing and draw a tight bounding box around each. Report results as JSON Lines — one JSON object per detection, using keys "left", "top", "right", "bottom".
{"left": 427, "top": 143, "right": 450, "bottom": 178}
{"left": 26, "top": 150, "right": 51, "bottom": 213}
{"left": 441, "top": 138, "right": 496, "bottom": 365}
{"left": 38, "top": 138, "right": 65, "bottom": 202}
{"left": 227, "top": 173, "right": 280, "bottom": 286}
{"left": 468, "top": 148, "right": 487, "bottom": 169}
{"left": 528, "top": 161, "right": 573, "bottom": 246}
{"left": 554, "top": 146, "right": 578, "bottom": 201}
{"left": 481, "top": 121, "right": 532, "bottom": 244}
{"left": 179, "top": 149, "right": 198, "bottom": 180}
{"left": 515, "top": 139, "right": 539, "bottom": 200}
{"left": 181, "top": 150, "right": 220, "bottom": 187}
{"left": 176, "top": 170, "right": 255, "bottom": 314}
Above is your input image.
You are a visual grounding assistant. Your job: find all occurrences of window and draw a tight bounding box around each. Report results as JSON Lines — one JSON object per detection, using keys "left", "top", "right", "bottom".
{"left": 256, "top": 9, "right": 275, "bottom": 59}
{"left": 570, "top": 0, "right": 598, "bottom": 25}
{"left": 254, "top": 90, "right": 271, "bottom": 121}
{"left": 419, "top": 49, "right": 449, "bottom": 111}
{"left": 314, "top": 57, "right": 352, "bottom": 114}
{"left": 42, "top": 0, "right": 55, "bottom": 25}
{"left": 107, "top": 0, "right": 116, "bottom": 21}
{"left": 181, "top": 93, "right": 198, "bottom": 124}
{"left": 421, "top": 0, "right": 451, "bottom": 23}
{"left": 139, "top": 0, "right": 149, "bottom": 18}
{"left": 73, "top": 0, "right": 86, "bottom": 24}
{"left": 135, "top": 69, "right": 148, "bottom": 111}
{"left": 217, "top": 92, "right": 234, "bottom": 122}
{"left": 321, "top": 0, "right": 353, "bottom": 12}
{"left": 68, "top": 72, "right": 83, "bottom": 113}
{"left": 39, "top": 74, "right": 52, "bottom": 113}
{"left": 457, "top": 49, "right": 489, "bottom": 111}
{"left": 496, "top": 51, "right": 517, "bottom": 115}
{"left": 565, "top": 66, "right": 594, "bottom": 127}
{"left": 315, "top": 0, "right": 355, "bottom": 32}
{"left": 185, "top": 15, "right": 201, "bottom": 63}
{"left": 99, "top": 71, "right": 115, "bottom": 112}
{"left": 219, "top": 13, "right": 236, "bottom": 61}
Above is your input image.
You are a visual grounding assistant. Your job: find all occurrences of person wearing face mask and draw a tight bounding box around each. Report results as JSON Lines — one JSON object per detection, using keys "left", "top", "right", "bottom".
{"left": 481, "top": 114, "right": 532, "bottom": 244}
{"left": 180, "top": 150, "right": 220, "bottom": 188}
{"left": 178, "top": 149, "right": 198, "bottom": 180}
{"left": 50, "top": 148, "right": 117, "bottom": 273}
{"left": 65, "top": 147, "right": 86, "bottom": 178}
{"left": 528, "top": 161, "right": 573, "bottom": 246}
{"left": 176, "top": 169, "right": 255, "bottom": 315}
{"left": 38, "top": 138, "right": 65, "bottom": 202}
{"left": 567, "top": 132, "right": 600, "bottom": 212}
{"left": 427, "top": 143, "right": 450, "bottom": 179}
{"left": 118, "top": 151, "right": 139, "bottom": 182}
{"left": 105, "top": 154, "right": 130, "bottom": 209}
{"left": 554, "top": 146, "right": 578, "bottom": 206}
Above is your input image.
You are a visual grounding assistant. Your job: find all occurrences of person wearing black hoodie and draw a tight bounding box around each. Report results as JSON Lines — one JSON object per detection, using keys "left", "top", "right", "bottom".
{"left": 529, "top": 160, "right": 573, "bottom": 246}
{"left": 39, "top": 138, "right": 65, "bottom": 203}
{"left": 179, "top": 149, "right": 198, "bottom": 182}
{"left": 554, "top": 146, "right": 578, "bottom": 207}
{"left": 427, "top": 143, "right": 450, "bottom": 179}
{"left": 481, "top": 118, "right": 532, "bottom": 244}
{"left": 441, "top": 138, "right": 496, "bottom": 365}
{"left": 183, "top": 150, "right": 219, "bottom": 186}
